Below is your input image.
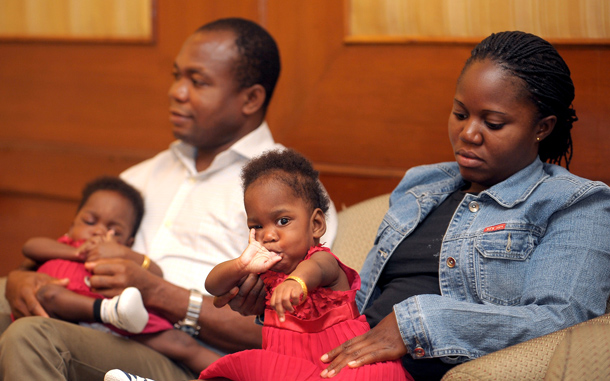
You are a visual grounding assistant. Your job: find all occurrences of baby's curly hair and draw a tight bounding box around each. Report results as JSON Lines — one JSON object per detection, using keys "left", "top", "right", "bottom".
{"left": 241, "top": 148, "right": 330, "bottom": 214}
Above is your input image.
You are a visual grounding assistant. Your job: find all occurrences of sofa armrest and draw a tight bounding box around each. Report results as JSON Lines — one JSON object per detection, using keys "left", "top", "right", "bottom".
{"left": 442, "top": 314, "right": 610, "bottom": 380}
{"left": 0, "top": 277, "right": 10, "bottom": 315}
{"left": 331, "top": 194, "right": 390, "bottom": 272}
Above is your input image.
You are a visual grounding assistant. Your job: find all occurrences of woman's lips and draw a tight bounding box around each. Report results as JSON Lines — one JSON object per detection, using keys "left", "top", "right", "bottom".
{"left": 456, "top": 150, "right": 484, "bottom": 168}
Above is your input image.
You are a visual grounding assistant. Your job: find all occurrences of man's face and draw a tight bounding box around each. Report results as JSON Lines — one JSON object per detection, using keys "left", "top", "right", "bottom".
{"left": 168, "top": 30, "right": 249, "bottom": 152}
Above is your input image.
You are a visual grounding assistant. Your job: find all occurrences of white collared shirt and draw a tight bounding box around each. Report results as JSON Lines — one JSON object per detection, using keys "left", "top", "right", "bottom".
{"left": 121, "top": 122, "right": 337, "bottom": 293}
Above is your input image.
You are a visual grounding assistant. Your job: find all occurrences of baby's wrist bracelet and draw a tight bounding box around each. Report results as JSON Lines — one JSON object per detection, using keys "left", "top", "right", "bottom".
{"left": 285, "top": 275, "right": 308, "bottom": 302}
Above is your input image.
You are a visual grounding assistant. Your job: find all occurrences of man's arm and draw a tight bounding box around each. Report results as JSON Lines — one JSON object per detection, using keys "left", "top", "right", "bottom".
{"left": 84, "top": 242, "right": 163, "bottom": 278}
{"left": 86, "top": 258, "right": 263, "bottom": 352}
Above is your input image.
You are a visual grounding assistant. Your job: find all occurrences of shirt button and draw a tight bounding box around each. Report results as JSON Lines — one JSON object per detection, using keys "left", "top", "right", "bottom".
{"left": 447, "top": 257, "right": 456, "bottom": 268}
{"left": 468, "top": 201, "right": 480, "bottom": 212}
{"left": 414, "top": 347, "right": 425, "bottom": 357}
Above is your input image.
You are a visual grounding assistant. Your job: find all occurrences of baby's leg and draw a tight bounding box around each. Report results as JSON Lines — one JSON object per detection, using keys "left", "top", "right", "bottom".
{"left": 133, "top": 330, "right": 221, "bottom": 374}
{"left": 36, "top": 285, "right": 148, "bottom": 334}
{"left": 36, "top": 283, "right": 95, "bottom": 321}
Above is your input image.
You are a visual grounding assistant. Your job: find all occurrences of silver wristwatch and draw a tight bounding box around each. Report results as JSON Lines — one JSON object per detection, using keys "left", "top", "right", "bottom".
{"left": 174, "top": 289, "right": 203, "bottom": 336}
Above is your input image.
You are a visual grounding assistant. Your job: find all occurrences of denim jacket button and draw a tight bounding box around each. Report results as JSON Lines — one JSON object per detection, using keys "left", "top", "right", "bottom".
{"left": 468, "top": 201, "right": 480, "bottom": 212}
{"left": 414, "top": 347, "right": 425, "bottom": 357}
{"left": 447, "top": 257, "right": 456, "bottom": 268}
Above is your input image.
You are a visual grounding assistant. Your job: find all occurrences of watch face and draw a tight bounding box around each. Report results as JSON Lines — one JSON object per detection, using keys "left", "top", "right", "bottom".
{"left": 180, "top": 325, "right": 198, "bottom": 336}
{"left": 174, "top": 322, "right": 200, "bottom": 336}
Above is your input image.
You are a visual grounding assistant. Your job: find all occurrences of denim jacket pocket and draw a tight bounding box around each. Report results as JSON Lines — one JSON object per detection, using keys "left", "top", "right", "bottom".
{"left": 474, "top": 228, "right": 537, "bottom": 306}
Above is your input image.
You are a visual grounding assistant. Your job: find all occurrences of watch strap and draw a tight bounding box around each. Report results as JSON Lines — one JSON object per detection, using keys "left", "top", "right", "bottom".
{"left": 174, "top": 288, "right": 203, "bottom": 336}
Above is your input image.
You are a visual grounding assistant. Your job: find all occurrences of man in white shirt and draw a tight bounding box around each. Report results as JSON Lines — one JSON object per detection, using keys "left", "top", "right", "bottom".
{"left": 0, "top": 17, "right": 337, "bottom": 380}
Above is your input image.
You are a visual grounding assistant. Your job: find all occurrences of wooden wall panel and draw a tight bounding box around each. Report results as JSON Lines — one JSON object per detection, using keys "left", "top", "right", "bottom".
{"left": 1, "top": 0, "right": 609, "bottom": 275}
{"left": 0, "top": 194, "right": 76, "bottom": 274}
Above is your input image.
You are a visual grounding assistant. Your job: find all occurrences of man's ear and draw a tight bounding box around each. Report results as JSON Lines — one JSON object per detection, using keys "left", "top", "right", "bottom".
{"left": 242, "top": 84, "right": 266, "bottom": 116}
{"left": 311, "top": 208, "right": 327, "bottom": 239}
{"left": 535, "top": 115, "right": 557, "bottom": 142}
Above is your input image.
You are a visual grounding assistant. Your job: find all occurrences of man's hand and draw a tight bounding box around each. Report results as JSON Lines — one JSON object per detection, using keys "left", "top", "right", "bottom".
{"left": 319, "top": 311, "right": 408, "bottom": 378}
{"left": 6, "top": 270, "right": 69, "bottom": 318}
{"left": 213, "top": 273, "right": 266, "bottom": 316}
{"left": 84, "top": 258, "right": 153, "bottom": 298}
{"left": 84, "top": 240, "right": 131, "bottom": 262}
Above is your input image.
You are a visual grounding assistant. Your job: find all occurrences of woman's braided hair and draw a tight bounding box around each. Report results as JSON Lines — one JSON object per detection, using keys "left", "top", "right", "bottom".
{"left": 464, "top": 31, "right": 577, "bottom": 169}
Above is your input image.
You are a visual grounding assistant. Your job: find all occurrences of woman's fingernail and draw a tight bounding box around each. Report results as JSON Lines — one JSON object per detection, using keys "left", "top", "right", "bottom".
{"left": 348, "top": 360, "right": 357, "bottom": 367}
{"left": 320, "top": 354, "right": 328, "bottom": 362}
{"left": 328, "top": 369, "right": 336, "bottom": 378}
{"left": 320, "top": 369, "right": 328, "bottom": 377}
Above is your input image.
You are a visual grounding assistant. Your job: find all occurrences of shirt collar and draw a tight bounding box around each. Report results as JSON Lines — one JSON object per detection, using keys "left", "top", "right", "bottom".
{"left": 169, "top": 121, "right": 276, "bottom": 176}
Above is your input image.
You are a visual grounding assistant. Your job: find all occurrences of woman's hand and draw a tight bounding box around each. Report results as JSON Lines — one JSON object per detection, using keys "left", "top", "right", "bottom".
{"left": 213, "top": 273, "right": 266, "bottom": 316}
{"left": 239, "top": 229, "right": 281, "bottom": 274}
{"left": 5, "top": 270, "right": 69, "bottom": 318}
{"left": 319, "top": 311, "right": 408, "bottom": 378}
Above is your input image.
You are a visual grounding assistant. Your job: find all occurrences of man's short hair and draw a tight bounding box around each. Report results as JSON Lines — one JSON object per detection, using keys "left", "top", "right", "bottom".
{"left": 197, "top": 18, "right": 281, "bottom": 112}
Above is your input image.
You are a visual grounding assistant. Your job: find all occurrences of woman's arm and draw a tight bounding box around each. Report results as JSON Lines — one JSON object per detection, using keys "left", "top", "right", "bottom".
{"left": 23, "top": 237, "right": 81, "bottom": 262}
{"left": 320, "top": 311, "right": 408, "bottom": 378}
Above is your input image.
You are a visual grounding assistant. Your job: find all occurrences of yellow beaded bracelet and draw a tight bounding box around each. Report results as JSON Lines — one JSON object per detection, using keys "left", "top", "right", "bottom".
{"left": 285, "top": 275, "right": 308, "bottom": 303}
{"left": 141, "top": 254, "right": 151, "bottom": 270}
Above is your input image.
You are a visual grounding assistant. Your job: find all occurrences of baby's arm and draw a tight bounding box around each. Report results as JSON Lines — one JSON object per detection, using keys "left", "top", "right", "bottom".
{"left": 23, "top": 237, "right": 82, "bottom": 263}
{"left": 206, "top": 229, "right": 281, "bottom": 296}
{"left": 270, "top": 250, "right": 346, "bottom": 322}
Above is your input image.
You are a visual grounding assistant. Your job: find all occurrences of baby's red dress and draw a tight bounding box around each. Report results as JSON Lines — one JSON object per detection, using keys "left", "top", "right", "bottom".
{"left": 36, "top": 235, "right": 173, "bottom": 336}
{"left": 199, "top": 245, "right": 412, "bottom": 380}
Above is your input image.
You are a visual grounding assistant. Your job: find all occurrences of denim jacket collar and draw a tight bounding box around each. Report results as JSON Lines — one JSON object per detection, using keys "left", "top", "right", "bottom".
{"left": 483, "top": 158, "right": 549, "bottom": 208}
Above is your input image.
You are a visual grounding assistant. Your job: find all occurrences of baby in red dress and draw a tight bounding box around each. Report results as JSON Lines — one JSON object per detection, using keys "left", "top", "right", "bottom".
{"left": 23, "top": 176, "right": 218, "bottom": 375}
{"left": 200, "top": 148, "right": 412, "bottom": 381}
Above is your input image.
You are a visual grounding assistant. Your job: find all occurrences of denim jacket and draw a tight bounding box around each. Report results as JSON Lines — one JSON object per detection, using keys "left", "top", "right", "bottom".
{"left": 356, "top": 159, "right": 610, "bottom": 363}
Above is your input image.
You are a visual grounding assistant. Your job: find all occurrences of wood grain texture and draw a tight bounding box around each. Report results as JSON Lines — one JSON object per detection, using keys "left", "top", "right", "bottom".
{"left": 348, "top": 0, "right": 610, "bottom": 41}
{"left": 1, "top": 0, "right": 608, "bottom": 275}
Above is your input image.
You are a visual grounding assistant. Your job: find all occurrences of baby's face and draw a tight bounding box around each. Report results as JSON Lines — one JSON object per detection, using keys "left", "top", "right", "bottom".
{"left": 69, "top": 190, "right": 136, "bottom": 246}
{"left": 244, "top": 178, "right": 318, "bottom": 274}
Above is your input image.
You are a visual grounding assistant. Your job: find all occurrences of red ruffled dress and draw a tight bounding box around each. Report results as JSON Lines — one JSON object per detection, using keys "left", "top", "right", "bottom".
{"left": 35, "top": 235, "right": 173, "bottom": 336}
{"left": 199, "top": 245, "right": 412, "bottom": 381}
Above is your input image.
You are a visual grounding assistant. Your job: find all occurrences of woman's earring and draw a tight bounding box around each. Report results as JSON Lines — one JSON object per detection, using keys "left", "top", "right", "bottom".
{"left": 536, "top": 137, "right": 541, "bottom": 142}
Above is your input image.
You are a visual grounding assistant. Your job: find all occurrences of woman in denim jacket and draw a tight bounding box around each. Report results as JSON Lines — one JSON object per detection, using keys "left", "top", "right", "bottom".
{"left": 318, "top": 31, "right": 610, "bottom": 380}
{"left": 222, "top": 31, "right": 610, "bottom": 380}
